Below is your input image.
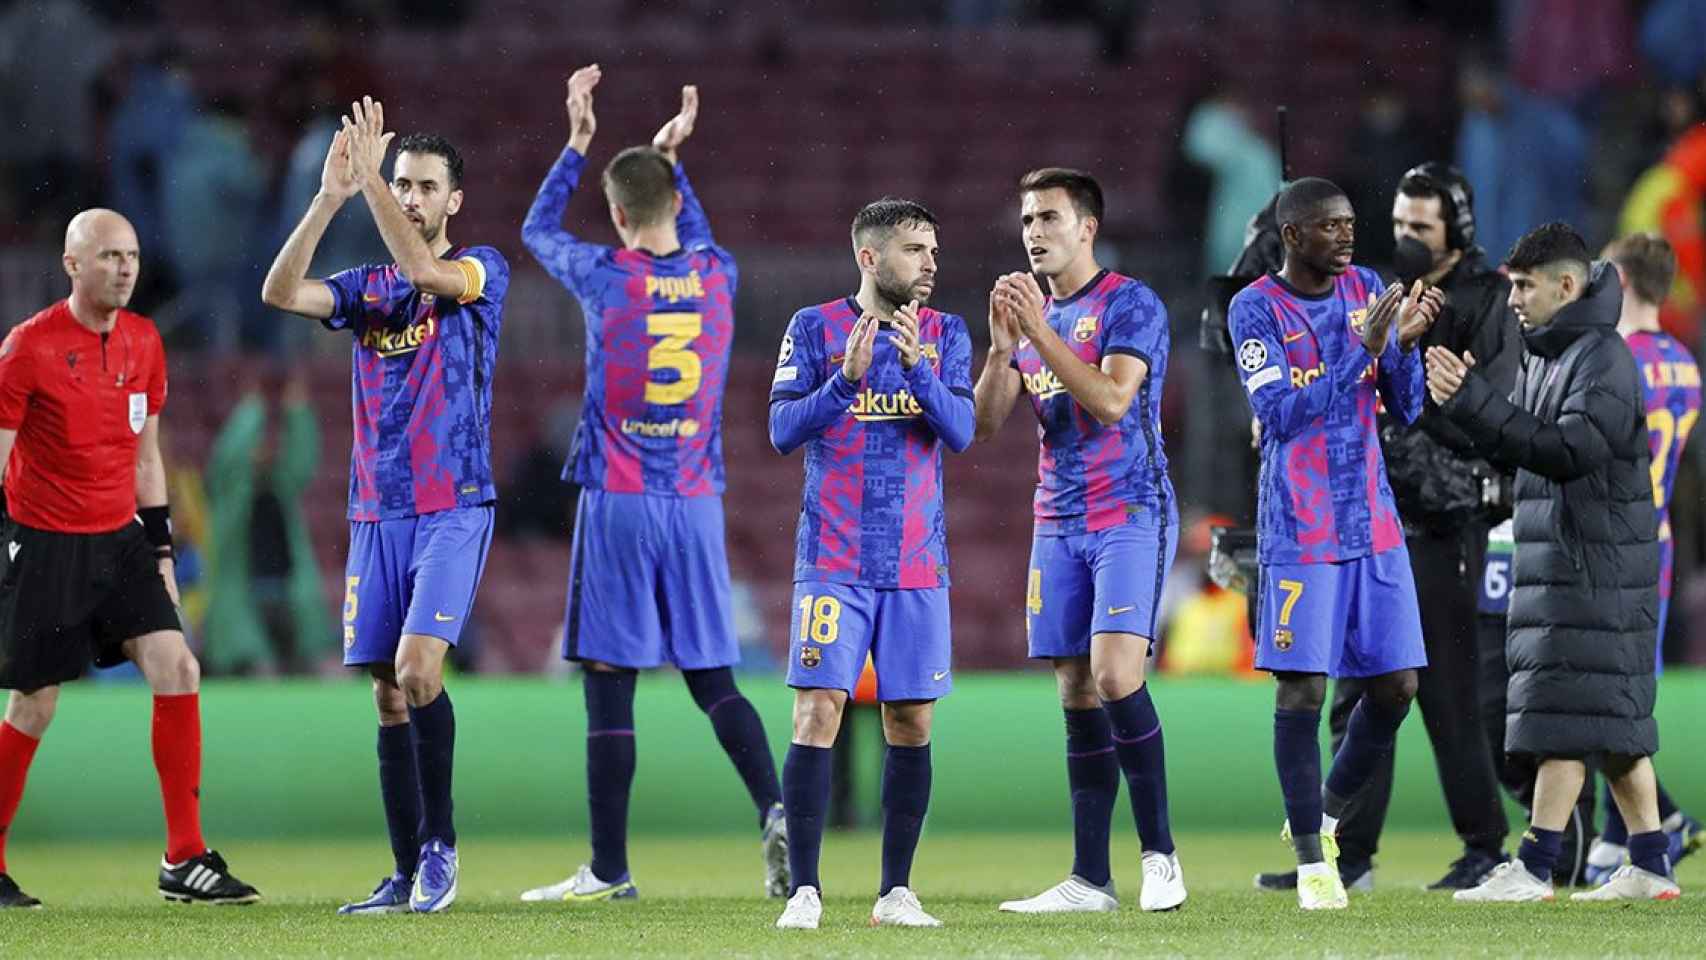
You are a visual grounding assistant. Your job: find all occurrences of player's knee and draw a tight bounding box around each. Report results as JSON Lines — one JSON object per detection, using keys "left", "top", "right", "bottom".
{"left": 157, "top": 646, "right": 200, "bottom": 694}
{"left": 371, "top": 678, "right": 408, "bottom": 722}
{"left": 1091, "top": 661, "right": 1144, "bottom": 703}
{"left": 1374, "top": 671, "right": 1418, "bottom": 710}
{"left": 1274, "top": 674, "right": 1326, "bottom": 712}
{"left": 881, "top": 707, "right": 932, "bottom": 747}
{"left": 1054, "top": 659, "right": 1097, "bottom": 709}
{"left": 4, "top": 687, "right": 58, "bottom": 737}
{"left": 394, "top": 662, "right": 443, "bottom": 707}
{"left": 791, "top": 691, "right": 845, "bottom": 746}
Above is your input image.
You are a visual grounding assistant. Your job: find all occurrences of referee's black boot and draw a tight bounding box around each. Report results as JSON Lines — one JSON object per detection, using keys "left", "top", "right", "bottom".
{"left": 0, "top": 872, "right": 42, "bottom": 908}
{"left": 159, "top": 849, "right": 261, "bottom": 905}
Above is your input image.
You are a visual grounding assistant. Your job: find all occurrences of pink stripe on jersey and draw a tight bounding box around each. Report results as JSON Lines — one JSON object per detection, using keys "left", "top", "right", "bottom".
{"left": 406, "top": 346, "right": 458, "bottom": 512}
{"left": 897, "top": 429, "right": 937, "bottom": 588}
{"left": 1080, "top": 417, "right": 1129, "bottom": 531}
{"left": 1286, "top": 431, "right": 1337, "bottom": 563}
{"left": 600, "top": 270, "right": 652, "bottom": 492}
{"left": 814, "top": 415, "right": 863, "bottom": 578}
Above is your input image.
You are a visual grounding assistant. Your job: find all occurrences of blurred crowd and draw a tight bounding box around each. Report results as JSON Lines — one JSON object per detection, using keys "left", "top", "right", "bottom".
{"left": 5, "top": 0, "right": 1706, "bottom": 674}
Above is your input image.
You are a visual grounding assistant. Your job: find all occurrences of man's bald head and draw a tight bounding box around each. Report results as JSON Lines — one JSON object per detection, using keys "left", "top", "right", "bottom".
{"left": 63, "top": 208, "right": 141, "bottom": 313}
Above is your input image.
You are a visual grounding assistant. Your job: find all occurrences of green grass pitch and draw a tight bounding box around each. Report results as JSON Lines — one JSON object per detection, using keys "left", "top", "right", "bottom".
{"left": 6, "top": 831, "right": 1702, "bottom": 958}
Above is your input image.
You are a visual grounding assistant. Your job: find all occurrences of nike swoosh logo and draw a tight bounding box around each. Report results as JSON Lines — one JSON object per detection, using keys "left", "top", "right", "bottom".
{"left": 1107, "top": 605, "right": 1135, "bottom": 615}
{"left": 363, "top": 293, "right": 382, "bottom": 303}
{"left": 434, "top": 612, "right": 456, "bottom": 622}
{"left": 932, "top": 671, "right": 948, "bottom": 681}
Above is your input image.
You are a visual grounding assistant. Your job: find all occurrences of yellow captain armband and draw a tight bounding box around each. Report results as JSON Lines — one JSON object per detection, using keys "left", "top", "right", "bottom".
{"left": 454, "top": 256, "right": 487, "bottom": 305}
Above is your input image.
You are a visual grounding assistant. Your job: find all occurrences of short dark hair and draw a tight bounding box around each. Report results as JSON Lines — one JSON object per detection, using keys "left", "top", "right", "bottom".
{"left": 1506, "top": 221, "right": 1590, "bottom": 275}
{"left": 601, "top": 146, "right": 677, "bottom": 227}
{"left": 1018, "top": 167, "right": 1104, "bottom": 223}
{"left": 1603, "top": 232, "right": 1677, "bottom": 307}
{"left": 1275, "top": 177, "right": 1348, "bottom": 228}
{"left": 850, "top": 198, "right": 940, "bottom": 250}
{"left": 395, "top": 133, "right": 464, "bottom": 188}
{"left": 1397, "top": 162, "right": 1476, "bottom": 249}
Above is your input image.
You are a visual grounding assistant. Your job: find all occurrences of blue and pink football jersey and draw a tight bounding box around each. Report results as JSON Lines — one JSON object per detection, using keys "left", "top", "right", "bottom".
{"left": 323, "top": 246, "right": 509, "bottom": 521}
{"left": 521, "top": 146, "right": 735, "bottom": 497}
{"left": 769, "top": 297, "right": 974, "bottom": 589}
{"left": 1010, "top": 271, "right": 1173, "bottom": 536}
{"left": 1229, "top": 267, "right": 1423, "bottom": 565}
{"left": 1625, "top": 329, "right": 1701, "bottom": 636}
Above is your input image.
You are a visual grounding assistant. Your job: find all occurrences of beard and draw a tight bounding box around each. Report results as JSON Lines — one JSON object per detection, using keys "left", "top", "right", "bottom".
{"left": 874, "top": 265, "right": 930, "bottom": 310}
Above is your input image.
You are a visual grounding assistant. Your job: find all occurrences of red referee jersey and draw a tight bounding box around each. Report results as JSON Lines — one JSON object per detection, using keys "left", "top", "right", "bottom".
{"left": 0, "top": 300, "right": 167, "bottom": 534}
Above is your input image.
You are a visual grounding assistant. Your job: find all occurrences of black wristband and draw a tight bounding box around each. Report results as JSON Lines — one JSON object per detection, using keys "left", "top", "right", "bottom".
{"left": 139, "top": 505, "right": 173, "bottom": 552}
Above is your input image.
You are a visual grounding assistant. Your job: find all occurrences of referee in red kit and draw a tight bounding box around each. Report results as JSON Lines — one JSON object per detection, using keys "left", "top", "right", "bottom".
{"left": 0, "top": 209, "right": 260, "bottom": 908}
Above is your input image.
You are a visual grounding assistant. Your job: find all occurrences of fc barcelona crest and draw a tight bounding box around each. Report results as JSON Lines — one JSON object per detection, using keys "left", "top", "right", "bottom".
{"left": 800, "top": 645, "right": 822, "bottom": 669}
{"left": 1347, "top": 308, "right": 1367, "bottom": 335}
{"left": 1273, "top": 628, "right": 1294, "bottom": 652}
{"left": 1073, "top": 316, "right": 1099, "bottom": 343}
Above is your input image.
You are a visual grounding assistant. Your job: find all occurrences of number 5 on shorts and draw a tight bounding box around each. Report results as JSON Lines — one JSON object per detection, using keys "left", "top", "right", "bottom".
{"left": 797, "top": 594, "right": 842, "bottom": 644}
{"left": 1277, "top": 579, "right": 1304, "bottom": 626}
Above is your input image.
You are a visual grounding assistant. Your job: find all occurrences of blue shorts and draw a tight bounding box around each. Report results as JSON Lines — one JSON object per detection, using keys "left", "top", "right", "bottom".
{"left": 1254, "top": 547, "right": 1427, "bottom": 678}
{"left": 563, "top": 489, "right": 738, "bottom": 671}
{"left": 785, "top": 582, "right": 952, "bottom": 702}
{"left": 342, "top": 506, "right": 494, "bottom": 666}
{"left": 1026, "top": 510, "right": 1179, "bottom": 659}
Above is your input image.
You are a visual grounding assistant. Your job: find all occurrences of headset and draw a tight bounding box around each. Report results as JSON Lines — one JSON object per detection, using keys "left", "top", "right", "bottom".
{"left": 1398, "top": 162, "right": 1476, "bottom": 252}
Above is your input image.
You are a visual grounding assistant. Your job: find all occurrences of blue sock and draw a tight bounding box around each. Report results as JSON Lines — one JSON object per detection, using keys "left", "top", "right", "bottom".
{"left": 684, "top": 668, "right": 782, "bottom": 825}
{"left": 880, "top": 744, "right": 931, "bottom": 895}
{"left": 584, "top": 670, "right": 637, "bottom": 883}
{"left": 1104, "top": 685, "right": 1173, "bottom": 856}
{"left": 1274, "top": 709, "right": 1324, "bottom": 861}
{"left": 783, "top": 744, "right": 832, "bottom": 893}
{"left": 407, "top": 690, "right": 457, "bottom": 849}
{"left": 1629, "top": 829, "right": 1672, "bottom": 877}
{"left": 376, "top": 723, "right": 421, "bottom": 878}
{"left": 1518, "top": 826, "right": 1563, "bottom": 882}
{"left": 1601, "top": 780, "right": 1628, "bottom": 845}
{"left": 1063, "top": 707, "right": 1118, "bottom": 887}
{"left": 1323, "top": 696, "right": 1408, "bottom": 814}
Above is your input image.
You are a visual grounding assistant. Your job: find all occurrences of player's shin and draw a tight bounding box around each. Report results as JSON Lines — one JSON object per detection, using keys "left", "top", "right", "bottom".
{"left": 782, "top": 744, "right": 832, "bottom": 893}
{"left": 1104, "top": 685, "right": 1173, "bottom": 855}
{"left": 1274, "top": 709, "right": 1326, "bottom": 863}
{"left": 376, "top": 722, "right": 422, "bottom": 877}
{"left": 879, "top": 743, "right": 931, "bottom": 895}
{"left": 1322, "top": 695, "right": 1409, "bottom": 825}
{"left": 1063, "top": 707, "right": 1118, "bottom": 886}
{"left": 584, "top": 670, "right": 637, "bottom": 882}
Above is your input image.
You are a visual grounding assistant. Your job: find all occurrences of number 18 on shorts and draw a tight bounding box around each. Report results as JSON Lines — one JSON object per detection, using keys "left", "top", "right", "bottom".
{"left": 784, "top": 581, "right": 953, "bottom": 702}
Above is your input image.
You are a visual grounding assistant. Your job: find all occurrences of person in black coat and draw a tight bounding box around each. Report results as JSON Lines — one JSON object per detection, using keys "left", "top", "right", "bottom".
{"left": 1426, "top": 222, "right": 1681, "bottom": 904}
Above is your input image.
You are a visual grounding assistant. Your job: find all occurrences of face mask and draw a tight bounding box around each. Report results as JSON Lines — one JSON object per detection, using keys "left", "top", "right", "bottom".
{"left": 1393, "top": 235, "right": 1435, "bottom": 285}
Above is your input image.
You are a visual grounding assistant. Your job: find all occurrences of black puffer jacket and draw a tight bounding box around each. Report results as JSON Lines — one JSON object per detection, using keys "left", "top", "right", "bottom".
{"left": 1442, "top": 263, "right": 1659, "bottom": 758}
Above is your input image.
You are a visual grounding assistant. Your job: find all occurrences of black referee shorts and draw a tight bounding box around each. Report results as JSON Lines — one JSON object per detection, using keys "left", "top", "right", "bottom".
{"left": 0, "top": 518, "right": 181, "bottom": 691}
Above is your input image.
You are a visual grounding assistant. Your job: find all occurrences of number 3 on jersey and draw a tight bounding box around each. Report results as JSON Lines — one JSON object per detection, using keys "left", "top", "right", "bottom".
{"left": 647, "top": 312, "right": 702, "bottom": 405}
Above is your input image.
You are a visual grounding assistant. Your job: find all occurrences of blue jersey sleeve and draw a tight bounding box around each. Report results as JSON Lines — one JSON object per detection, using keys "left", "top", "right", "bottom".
{"left": 1230, "top": 289, "right": 1369, "bottom": 443}
{"left": 769, "top": 310, "right": 857, "bottom": 454}
{"left": 674, "top": 162, "right": 713, "bottom": 250}
{"left": 1377, "top": 336, "right": 1425, "bottom": 425}
{"left": 903, "top": 313, "right": 975, "bottom": 452}
{"left": 521, "top": 146, "right": 612, "bottom": 298}
{"left": 321, "top": 265, "right": 371, "bottom": 332}
{"left": 1102, "top": 283, "right": 1168, "bottom": 368}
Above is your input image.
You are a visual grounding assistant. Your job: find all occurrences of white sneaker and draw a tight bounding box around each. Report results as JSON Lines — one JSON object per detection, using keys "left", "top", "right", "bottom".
{"left": 1139, "top": 851, "right": 1187, "bottom": 911}
{"left": 1297, "top": 864, "right": 1348, "bottom": 910}
{"left": 870, "top": 886, "right": 942, "bottom": 927}
{"left": 1453, "top": 861, "right": 1554, "bottom": 902}
{"left": 519, "top": 864, "right": 637, "bottom": 903}
{"left": 997, "top": 875, "right": 1118, "bottom": 913}
{"left": 1569, "top": 865, "right": 1681, "bottom": 901}
{"left": 775, "top": 885, "right": 822, "bottom": 929}
{"left": 762, "top": 803, "right": 789, "bottom": 898}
